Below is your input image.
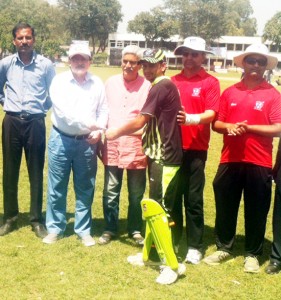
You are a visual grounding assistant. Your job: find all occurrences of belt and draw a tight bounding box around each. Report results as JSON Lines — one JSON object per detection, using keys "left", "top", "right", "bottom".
{"left": 53, "top": 126, "right": 89, "bottom": 140}
{"left": 6, "top": 111, "right": 45, "bottom": 120}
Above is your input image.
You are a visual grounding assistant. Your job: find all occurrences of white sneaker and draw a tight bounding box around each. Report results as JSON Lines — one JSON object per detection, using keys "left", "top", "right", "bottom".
{"left": 156, "top": 266, "right": 178, "bottom": 285}
{"left": 177, "top": 263, "right": 187, "bottom": 276}
{"left": 156, "top": 263, "right": 186, "bottom": 285}
{"left": 203, "top": 250, "right": 232, "bottom": 265}
{"left": 81, "top": 235, "right": 96, "bottom": 247}
{"left": 43, "top": 233, "right": 59, "bottom": 244}
{"left": 127, "top": 253, "right": 145, "bottom": 266}
{"left": 185, "top": 249, "right": 202, "bottom": 265}
{"left": 244, "top": 256, "right": 260, "bottom": 273}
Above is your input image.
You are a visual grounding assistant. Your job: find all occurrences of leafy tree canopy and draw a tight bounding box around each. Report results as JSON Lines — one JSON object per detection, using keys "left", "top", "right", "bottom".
{"left": 128, "top": 0, "right": 257, "bottom": 43}
{"left": 128, "top": 6, "right": 177, "bottom": 44}
{"left": 58, "top": 0, "right": 122, "bottom": 53}
{"left": 0, "top": 0, "right": 65, "bottom": 58}
{"left": 263, "top": 12, "right": 281, "bottom": 50}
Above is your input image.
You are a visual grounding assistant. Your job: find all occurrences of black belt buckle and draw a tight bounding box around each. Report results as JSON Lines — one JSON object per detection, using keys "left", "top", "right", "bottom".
{"left": 19, "top": 112, "right": 30, "bottom": 120}
{"left": 74, "top": 134, "right": 89, "bottom": 140}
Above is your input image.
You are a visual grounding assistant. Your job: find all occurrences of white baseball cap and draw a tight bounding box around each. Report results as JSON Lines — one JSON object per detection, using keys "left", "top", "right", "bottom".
{"left": 68, "top": 40, "right": 91, "bottom": 59}
{"left": 234, "top": 43, "right": 278, "bottom": 70}
{"left": 174, "top": 36, "right": 214, "bottom": 55}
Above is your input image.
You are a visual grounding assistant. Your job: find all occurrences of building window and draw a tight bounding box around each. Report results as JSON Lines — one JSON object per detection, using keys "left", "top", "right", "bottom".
{"left": 236, "top": 44, "right": 242, "bottom": 51}
{"left": 116, "top": 41, "right": 123, "bottom": 48}
{"left": 270, "top": 44, "right": 278, "bottom": 52}
{"left": 227, "top": 44, "right": 234, "bottom": 51}
{"left": 110, "top": 40, "right": 116, "bottom": 47}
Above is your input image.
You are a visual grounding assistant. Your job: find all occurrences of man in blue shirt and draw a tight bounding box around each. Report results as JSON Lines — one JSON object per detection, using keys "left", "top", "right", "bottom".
{"left": 0, "top": 22, "right": 55, "bottom": 238}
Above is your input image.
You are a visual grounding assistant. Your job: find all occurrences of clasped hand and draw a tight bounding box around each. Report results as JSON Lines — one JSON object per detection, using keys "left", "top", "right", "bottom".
{"left": 227, "top": 120, "right": 248, "bottom": 136}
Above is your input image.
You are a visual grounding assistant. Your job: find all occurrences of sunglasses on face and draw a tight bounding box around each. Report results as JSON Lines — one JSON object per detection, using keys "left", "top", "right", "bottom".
{"left": 182, "top": 52, "right": 200, "bottom": 58}
{"left": 244, "top": 57, "right": 267, "bottom": 67}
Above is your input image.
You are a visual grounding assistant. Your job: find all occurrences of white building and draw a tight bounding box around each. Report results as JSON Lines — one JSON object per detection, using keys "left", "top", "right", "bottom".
{"left": 108, "top": 33, "right": 281, "bottom": 70}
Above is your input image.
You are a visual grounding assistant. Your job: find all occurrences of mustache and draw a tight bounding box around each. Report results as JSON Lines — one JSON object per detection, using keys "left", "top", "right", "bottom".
{"left": 74, "top": 64, "right": 86, "bottom": 69}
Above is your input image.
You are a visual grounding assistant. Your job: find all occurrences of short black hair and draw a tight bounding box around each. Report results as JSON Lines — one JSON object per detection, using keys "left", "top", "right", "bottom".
{"left": 12, "top": 22, "right": 35, "bottom": 38}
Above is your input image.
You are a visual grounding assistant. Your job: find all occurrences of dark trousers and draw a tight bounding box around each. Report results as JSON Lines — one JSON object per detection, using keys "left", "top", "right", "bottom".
{"left": 270, "top": 167, "right": 281, "bottom": 264}
{"left": 2, "top": 114, "right": 46, "bottom": 224}
{"left": 213, "top": 163, "right": 272, "bottom": 256}
{"left": 171, "top": 150, "right": 207, "bottom": 251}
{"left": 102, "top": 166, "right": 146, "bottom": 235}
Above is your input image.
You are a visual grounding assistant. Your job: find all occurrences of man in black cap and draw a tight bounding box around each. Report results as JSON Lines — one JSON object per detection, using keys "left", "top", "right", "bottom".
{"left": 106, "top": 48, "right": 184, "bottom": 284}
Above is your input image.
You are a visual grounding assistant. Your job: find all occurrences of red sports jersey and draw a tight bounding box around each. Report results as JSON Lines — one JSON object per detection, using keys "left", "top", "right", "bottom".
{"left": 218, "top": 80, "right": 281, "bottom": 167}
{"left": 171, "top": 68, "right": 220, "bottom": 150}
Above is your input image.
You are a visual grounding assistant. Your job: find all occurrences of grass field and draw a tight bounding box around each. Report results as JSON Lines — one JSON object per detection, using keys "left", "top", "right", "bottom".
{"left": 0, "top": 66, "right": 281, "bottom": 299}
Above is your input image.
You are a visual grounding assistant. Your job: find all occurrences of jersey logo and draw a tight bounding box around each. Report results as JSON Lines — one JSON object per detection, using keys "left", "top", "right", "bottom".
{"left": 192, "top": 87, "right": 201, "bottom": 97}
{"left": 254, "top": 101, "right": 264, "bottom": 111}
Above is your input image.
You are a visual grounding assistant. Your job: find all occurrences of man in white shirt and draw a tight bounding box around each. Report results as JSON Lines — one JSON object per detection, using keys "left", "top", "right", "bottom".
{"left": 43, "top": 41, "right": 108, "bottom": 246}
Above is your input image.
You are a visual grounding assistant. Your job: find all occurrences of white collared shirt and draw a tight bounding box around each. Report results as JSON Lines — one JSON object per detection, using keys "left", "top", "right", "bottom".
{"left": 50, "top": 70, "right": 108, "bottom": 135}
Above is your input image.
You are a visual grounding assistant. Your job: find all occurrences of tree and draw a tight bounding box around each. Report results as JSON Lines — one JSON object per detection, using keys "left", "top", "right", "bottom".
{"left": 128, "top": 6, "right": 177, "bottom": 46}
{"left": 157, "top": 0, "right": 257, "bottom": 42}
{"left": 263, "top": 12, "right": 281, "bottom": 51}
{"left": 163, "top": 0, "right": 229, "bottom": 43}
{"left": 0, "top": 0, "right": 65, "bottom": 58}
{"left": 58, "top": 0, "right": 122, "bottom": 53}
{"left": 225, "top": 0, "right": 257, "bottom": 36}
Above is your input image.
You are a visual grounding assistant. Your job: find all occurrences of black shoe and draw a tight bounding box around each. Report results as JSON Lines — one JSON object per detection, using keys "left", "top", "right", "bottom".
{"left": 265, "top": 262, "right": 281, "bottom": 275}
{"left": 32, "top": 223, "right": 47, "bottom": 238}
{"left": 0, "top": 221, "right": 17, "bottom": 236}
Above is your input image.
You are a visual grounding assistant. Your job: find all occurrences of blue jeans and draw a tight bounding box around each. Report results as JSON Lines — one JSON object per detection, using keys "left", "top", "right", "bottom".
{"left": 102, "top": 166, "right": 146, "bottom": 236}
{"left": 46, "top": 128, "right": 97, "bottom": 237}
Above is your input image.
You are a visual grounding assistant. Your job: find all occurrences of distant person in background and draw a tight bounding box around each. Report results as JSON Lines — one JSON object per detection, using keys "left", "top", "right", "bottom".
{"left": 171, "top": 36, "right": 220, "bottom": 264}
{"left": 0, "top": 22, "right": 55, "bottom": 238}
{"left": 98, "top": 45, "right": 150, "bottom": 246}
{"left": 265, "top": 139, "right": 281, "bottom": 275}
{"left": 43, "top": 41, "right": 108, "bottom": 246}
{"left": 204, "top": 44, "right": 281, "bottom": 273}
{"left": 265, "top": 69, "right": 273, "bottom": 83}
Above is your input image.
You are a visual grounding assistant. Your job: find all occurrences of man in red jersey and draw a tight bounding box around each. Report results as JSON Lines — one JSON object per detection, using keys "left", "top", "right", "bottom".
{"left": 203, "top": 44, "right": 281, "bottom": 273}
{"left": 171, "top": 37, "right": 220, "bottom": 264}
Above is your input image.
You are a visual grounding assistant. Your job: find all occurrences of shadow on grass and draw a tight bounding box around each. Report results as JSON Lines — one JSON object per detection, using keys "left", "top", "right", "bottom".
{"left": 203, "top": 224, "right": 273, "bottom": 265}
{"left": 4, "top": 213, "right": 273, "bottom": 263}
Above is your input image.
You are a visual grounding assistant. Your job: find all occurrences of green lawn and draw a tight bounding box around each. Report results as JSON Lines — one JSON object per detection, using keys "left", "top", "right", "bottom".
{"left": 0, "top": 66, "right": 280, "bottom": 299}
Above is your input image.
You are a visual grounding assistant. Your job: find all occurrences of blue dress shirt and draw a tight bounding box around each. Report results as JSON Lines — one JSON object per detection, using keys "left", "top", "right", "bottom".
{"left": 0, "top": 51, "right": 56, "bottom": 114}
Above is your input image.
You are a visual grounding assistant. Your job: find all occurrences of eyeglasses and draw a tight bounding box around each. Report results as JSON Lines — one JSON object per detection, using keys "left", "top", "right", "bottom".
{"left": 244, "top": 57, "right": 267, "bottom": 67}
{"left": 182, "top": 52, "right": 201, "bottom": 58}
{"left": 122, "top": 59, "right": 139, "bottom": 66}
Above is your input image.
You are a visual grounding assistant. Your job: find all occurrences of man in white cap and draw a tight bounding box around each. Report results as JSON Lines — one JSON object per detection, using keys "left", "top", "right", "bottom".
{"left": 171, "top": 37, "right": 220, "bottom": 264}
{"left": 203, "top": 44, "right": 281, "bottom": 273}
{"left": 43, "top": 41, "right": 108, "bottom": 246}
